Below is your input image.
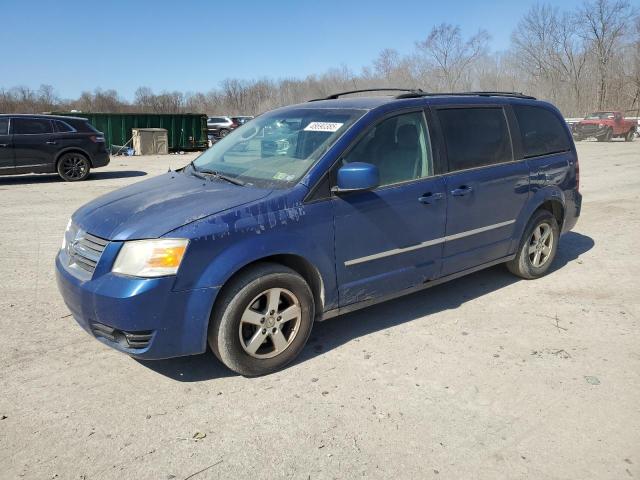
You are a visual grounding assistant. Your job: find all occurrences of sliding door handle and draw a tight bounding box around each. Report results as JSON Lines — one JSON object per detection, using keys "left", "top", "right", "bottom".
{"left": 451, "top": 186, "right": 473, "bottom": 197}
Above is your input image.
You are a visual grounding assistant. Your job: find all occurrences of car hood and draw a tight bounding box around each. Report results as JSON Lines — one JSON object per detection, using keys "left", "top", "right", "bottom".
{"left": 578, "top": 119, "right": 609, "bottom": 125}
{"left": 72, "top": 171, "right": 273, "bottom": 241}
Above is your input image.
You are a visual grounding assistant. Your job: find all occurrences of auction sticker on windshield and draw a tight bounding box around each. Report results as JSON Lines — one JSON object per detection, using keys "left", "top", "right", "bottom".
{"left": 304, "top": 122, "right": 344, "bottom": 132}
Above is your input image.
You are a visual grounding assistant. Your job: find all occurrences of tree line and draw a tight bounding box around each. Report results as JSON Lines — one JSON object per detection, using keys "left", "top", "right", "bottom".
{"left": 1, "top": 0, "right": 638, "bottom": 118}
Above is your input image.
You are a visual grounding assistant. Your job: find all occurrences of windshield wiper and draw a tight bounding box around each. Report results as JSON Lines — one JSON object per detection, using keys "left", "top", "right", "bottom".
{"left": 188, "top": 161, "right": 207, "bottom": 180}
{"left": 198, "top": 169, "right": 245, "bottom": 186}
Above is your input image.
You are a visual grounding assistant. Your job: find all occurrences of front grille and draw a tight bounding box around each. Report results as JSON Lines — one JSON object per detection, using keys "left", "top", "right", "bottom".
{"left": 91, "top": 322, "right": 154, "bottom": 350}
{"left": 65, "top": 225, "right": 108, "bottom": 277}
{"left": 576, "top": 124, "right": 598, "bottom": 134}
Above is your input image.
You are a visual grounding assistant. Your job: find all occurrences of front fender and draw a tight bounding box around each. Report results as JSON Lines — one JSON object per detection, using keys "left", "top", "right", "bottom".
{"left": 197, "top": 229, "right": 332, "bottom": 297}
{"left": 169, "top": 191, "right": 337, "bottom": 310}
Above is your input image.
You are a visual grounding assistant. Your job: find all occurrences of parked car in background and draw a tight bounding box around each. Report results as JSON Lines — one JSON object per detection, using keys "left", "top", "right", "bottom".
{"left": 207, "top": 116, "right": 234, "bottom": 139}
{"left": 231, "top": 116, "right": 254, "bottom": 128}
{"left": 0, "top": 114, "right": 110, "bottom": 181}
{"left": 572, "top": 111, "right": 636, "bottom": 142}
{"left": 56, "top": 90, "right": 581, "bottom": 376}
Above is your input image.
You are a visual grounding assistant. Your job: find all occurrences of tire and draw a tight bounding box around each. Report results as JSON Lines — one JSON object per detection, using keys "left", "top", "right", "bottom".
{"left": 208, "top": 262, "right": 314, "bottom": 376}
{"left": 217, "top": 128, "right": 230, "bottom": 138}
{"left": 625, "top": 129, "right": 635, "bottom": 142}
{"left": 597, "top": 128, "right": 612, "bottom": 142}
{"left": 507, "top": 209, "right": 560, "bottom": 280}
{"left": 57, "top": 152, "right": 91, "bottom": 181}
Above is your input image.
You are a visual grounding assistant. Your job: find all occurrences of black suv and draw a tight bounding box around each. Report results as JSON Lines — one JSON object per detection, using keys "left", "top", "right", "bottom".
{"left": 0, "top": 114, "right": 110, "bottom": 181}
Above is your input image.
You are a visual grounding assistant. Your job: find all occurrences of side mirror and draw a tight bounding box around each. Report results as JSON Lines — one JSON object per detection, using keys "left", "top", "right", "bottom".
{"left": 334, "top": 162, "right": 379, "bottom": 192}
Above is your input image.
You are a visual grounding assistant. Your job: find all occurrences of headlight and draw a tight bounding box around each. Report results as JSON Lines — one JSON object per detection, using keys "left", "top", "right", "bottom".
{"left": 112, "top": 239, "right": 189, "bottom": 277}
{"left": 61, "top": 219, "right": 72, "bottom": 250}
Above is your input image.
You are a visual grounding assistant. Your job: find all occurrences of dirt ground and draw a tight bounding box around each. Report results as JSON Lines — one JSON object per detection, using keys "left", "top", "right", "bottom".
{"left": 0, "top": 141, "right": 638, "bottom": 480}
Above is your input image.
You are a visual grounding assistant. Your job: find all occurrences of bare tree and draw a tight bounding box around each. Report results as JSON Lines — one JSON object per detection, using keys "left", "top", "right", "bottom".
{"left": 625, "top": 17, "right": 640, "bottom": 113}
{"left": 416, "top": 23, "right": 490, "bottom": 91}
{"left": 554, "top": 11, "right": 589, "bottom": 112}
{"left": 2, "top": 5, "right": 640, "bottom": 118}
{"left": 512, "top": 4, "right": 559, "bottom": 83}
{"left": 580, "top": 0, "right": 633, "bottom": 109}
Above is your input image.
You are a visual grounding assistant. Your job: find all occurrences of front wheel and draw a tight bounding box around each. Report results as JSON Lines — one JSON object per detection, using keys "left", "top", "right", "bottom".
{"left": 507, "top": 210, "right": 560, "bottom": 279}
{"left": 57, "top": 152, "right": 91, "bottom": 181}
{"left": 217, "top": 128, "right": 230, "bottom": 138}
{"left": 625, "top": 129, "right": 635, "bottom": 142}
{"left": 597, "top": 129, "right": 612, "bottom": 142}
{"left": 208, "top": 263, "right": 314, "bottom": 376}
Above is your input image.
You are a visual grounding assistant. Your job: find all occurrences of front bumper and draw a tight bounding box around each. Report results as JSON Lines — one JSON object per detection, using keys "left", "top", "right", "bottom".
{"left": 55, "top": 252, "right": 219, "bottom": 359}
{"left": 573, "top": 125, "right": 608, "bottom": 139}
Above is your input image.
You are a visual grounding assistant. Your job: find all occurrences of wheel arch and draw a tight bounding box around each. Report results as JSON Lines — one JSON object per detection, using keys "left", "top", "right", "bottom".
{"left": 212, "top": 253, "right": 325, "bottom": 322}
{"left": 537, "top": 198, "right": 564, "bottom": 228}
{"left": 55, "top": 147, "right": 93, "bottom": 167}
{"left": 512, "top": 188, "right": 566, "bottom": 252}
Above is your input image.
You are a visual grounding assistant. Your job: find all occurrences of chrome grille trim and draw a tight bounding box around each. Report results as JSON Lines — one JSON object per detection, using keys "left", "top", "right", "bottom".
{"left": 64, "top": 224, "right": 108, "bottom": 279}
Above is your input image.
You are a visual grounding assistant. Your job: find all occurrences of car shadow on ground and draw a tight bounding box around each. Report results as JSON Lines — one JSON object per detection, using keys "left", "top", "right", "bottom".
{"left": 136, "top": 352, "right": 235, "bottom": 381}
{"left": 138, "top": 231, "right": 594, "bottom": 382}
{"left": 0, "top": 170, "right": 146, "bottom": 185}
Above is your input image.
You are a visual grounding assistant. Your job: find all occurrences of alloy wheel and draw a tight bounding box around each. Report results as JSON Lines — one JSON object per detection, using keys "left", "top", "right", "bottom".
{"left": 528, "top": 223, "right": 553, "bottom": 268}
{"left": 61, "top": 155, "right": 88, "bottom": 180}
{"left": 238, "top": 288, "right": 301, "bottom": 359}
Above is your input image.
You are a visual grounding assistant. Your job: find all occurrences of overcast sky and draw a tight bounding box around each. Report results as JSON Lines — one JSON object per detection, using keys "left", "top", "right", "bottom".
{"left": 2, "top": 0, "right": 587, "bottom": 99}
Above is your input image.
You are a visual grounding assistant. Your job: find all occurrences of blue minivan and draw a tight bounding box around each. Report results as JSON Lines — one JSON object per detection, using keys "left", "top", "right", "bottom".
{"left": 56, "top": 90, "right": 581, "bottom": 376}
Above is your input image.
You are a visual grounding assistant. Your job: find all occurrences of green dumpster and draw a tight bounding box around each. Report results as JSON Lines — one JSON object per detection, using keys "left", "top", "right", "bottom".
{"left": 52, "top": 112, "right": 208, "bottom": 152}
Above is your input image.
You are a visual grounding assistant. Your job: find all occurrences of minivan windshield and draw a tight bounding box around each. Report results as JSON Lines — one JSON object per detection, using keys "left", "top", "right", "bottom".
{"left": 192, "top": 108, "right": 364, "bottom": 188}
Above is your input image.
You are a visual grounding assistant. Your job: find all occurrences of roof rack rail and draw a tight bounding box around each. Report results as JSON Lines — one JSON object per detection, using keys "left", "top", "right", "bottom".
{"left": 395, "top": 91, "right": 536, "bottom": 100}
{"left": 309, "top": 88, "right": 423, "bottom": 102}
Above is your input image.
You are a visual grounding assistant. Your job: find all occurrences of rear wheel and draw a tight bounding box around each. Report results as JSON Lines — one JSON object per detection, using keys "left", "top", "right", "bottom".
{"left": 217, "top": 128, "right": 230, "bottom": 138}
{"left": 208, "top": 263, "right": 314, "bottom": 376}
{"left": 625, "top": 129, "right": 635, "bottom": 142}
{"left": 57, "top": 152, "right": 91, "bottom": 181}
{"left": 507, "top": 210, "right": 559, "bottom": 279}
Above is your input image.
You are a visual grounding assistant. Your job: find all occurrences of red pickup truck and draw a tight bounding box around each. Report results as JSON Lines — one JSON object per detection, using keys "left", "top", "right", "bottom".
{"left": 572, "top": 111, "right": 636, "bottom": 142}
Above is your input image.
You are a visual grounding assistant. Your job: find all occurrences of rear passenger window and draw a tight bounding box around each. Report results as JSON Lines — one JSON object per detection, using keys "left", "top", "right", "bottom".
{"left": 513, "top": 105, "right": 570, "bottom": 158}
{"left": 12, "top": 118, "right": 53, "bottom": 135}
{"left": 342, "top": 111, "right": 432, "bottom": 186}
{"left": 55, "top": 120, "right": 75, "bottom": 132}
{"left": 438, "top": 107, "right": 513, "bottom": 171}
{"left": 0, "top": 119, "right": 8, "bottom": 135}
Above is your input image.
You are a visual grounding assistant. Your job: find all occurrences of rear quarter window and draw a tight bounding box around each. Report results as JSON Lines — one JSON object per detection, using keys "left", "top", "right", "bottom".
{"left": 513, "top": 105, "right": 570, "bottom": 158}
{"left": 0, "top": 118, "right": 8, "bottom": 135}
{"left": 55, "top": 120, "right": 75, "bottom": 132}
{"left": 438, "top": 107, "right": 513, "bottom": 171}
{"left": 65, "top": 119, "right": 99, "bottom": 133}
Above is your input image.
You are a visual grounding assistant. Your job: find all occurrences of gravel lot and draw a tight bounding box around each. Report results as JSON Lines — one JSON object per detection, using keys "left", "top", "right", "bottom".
{"left": 1, "top": 142, "right": 638, "bottom": 480}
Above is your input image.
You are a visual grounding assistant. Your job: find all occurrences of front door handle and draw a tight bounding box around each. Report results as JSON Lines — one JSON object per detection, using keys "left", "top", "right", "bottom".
{"left": 46, "top": 140, "right": 57, "bottom": 145}
{"left": 418, "top": 192, "right": 444, "bottom": 204}
{"left": 450, "top": 185, "right": 473, "bottom": 197}
{"left": 0, "top": 143, "right": 8, "bottom": 147}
